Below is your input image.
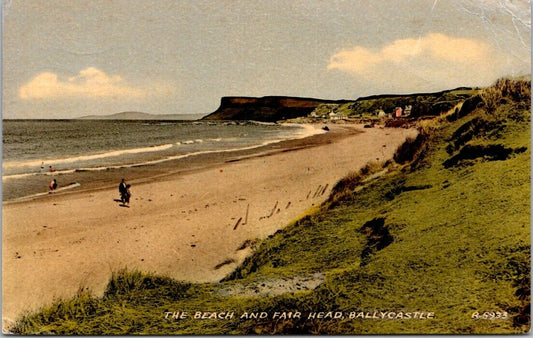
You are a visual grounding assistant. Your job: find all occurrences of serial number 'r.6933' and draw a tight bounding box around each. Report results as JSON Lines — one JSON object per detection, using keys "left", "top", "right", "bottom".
{"left": 471, "top": 311, "right": 509, "bottom": 320}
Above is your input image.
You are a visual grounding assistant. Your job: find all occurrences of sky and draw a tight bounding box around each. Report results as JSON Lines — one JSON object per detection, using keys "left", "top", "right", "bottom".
{"left": 2, "top": 0, "right": 531, "bottom": 119}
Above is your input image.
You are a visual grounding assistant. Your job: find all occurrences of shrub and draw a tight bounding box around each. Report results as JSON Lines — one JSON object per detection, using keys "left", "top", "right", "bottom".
{"left": 447, "top": 95, "right": 483, "bottom": 121}
{"left": 482, "top": 78, "right": 531, "bottom": 114}
{"left": 325, "top": 161, "right": 385, "bottom": 208}
{"left": 104, "top": 270, "right": 191, "bottom": 301}
{"left": 393, "top": 133, "right": 428, "bottom": 165}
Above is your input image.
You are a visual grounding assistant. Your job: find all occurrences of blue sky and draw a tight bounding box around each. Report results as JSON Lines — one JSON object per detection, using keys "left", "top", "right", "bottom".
{"left": 2, "top": 0, "right": 531, "bottom": 119}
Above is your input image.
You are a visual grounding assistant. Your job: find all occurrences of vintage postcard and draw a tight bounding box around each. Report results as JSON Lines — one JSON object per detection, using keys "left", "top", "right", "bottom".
{"left": 2, "top": 0, "right": 531, "bottom": 334}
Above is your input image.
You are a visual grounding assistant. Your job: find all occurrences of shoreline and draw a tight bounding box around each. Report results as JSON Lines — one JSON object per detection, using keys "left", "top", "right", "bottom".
{"left": 2, "top": 124, "right": 417, "bottom": 328}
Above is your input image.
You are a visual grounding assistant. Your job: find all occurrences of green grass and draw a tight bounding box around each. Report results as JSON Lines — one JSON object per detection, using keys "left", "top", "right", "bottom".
{"left": 11, "top": 79, "right": 530, "bottom": 335}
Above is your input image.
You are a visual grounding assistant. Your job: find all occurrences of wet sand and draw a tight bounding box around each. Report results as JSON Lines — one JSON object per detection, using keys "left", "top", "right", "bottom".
{"left": 2, "top": 124, "right": 417, "bottom": 329}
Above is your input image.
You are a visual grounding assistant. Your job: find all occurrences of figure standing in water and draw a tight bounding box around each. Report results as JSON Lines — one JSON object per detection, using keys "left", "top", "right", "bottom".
{"left": 49, "top": 179, "right": 57, "bottom": 192}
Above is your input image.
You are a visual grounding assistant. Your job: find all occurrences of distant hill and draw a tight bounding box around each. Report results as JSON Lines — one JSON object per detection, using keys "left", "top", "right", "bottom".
{"left": 78, "top": 111, "right": 206, "bottom": 120}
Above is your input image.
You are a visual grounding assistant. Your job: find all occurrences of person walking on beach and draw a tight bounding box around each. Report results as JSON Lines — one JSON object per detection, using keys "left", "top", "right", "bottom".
{"left": 119, "top": 178, "right": 128, "bottom": 203}
{"left": 49, "top": 179, "right": 57, "bottom": 193}
{"left": 124, "top": 184, "right": 132, "bottom": 205}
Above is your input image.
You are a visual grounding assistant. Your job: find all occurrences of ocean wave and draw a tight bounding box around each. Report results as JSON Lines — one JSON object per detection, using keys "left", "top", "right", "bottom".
{"left": 12, "top": 182, "right": 81, "bottom": 202}
{"left": 110, "top": 124, "right": 326, "bottom": 168}
{"left": 2, "top": 144, "right": 175, "bottom": 170}
{"left": 2, "top": 169, "right": 78, "bottom": 181}
{"left": 175, "top": 138, "right": 228, "bottom": 145}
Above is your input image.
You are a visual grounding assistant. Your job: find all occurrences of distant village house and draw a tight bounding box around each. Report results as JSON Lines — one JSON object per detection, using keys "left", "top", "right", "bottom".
{"left": 393, "top": 105, "right": 413, "bottom": 118}
{"left": 404, "top": 105, "right": 412, "bottom": 116}
{"left": 395, "top": 107, "right": 403, "bottom": 117}
{"left": 329, "top": 112, "right": 341, "bottom": 120}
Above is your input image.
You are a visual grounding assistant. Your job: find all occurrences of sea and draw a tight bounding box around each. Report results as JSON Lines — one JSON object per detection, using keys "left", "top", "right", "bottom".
{"left": 2, "top": 119, "right": 322, "bottom": 201}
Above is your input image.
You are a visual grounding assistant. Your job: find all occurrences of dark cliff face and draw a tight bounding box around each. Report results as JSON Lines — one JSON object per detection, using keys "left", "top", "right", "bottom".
{"left": 202, "top": 96, "right": 350, "bottom": 122}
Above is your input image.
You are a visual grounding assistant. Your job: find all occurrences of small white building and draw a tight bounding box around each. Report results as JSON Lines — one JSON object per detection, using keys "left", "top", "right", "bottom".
{"left": 329, "top": 112, "right": 341, "bottom": 120}
{"left": 403, "top": 105, "right": 412, "bottom": 116}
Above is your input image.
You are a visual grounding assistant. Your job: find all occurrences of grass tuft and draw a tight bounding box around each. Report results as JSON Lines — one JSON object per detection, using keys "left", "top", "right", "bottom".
{"left": 481, "top": 77, "right": 531, "bottom": 114}
{"left": 325, "top": 160, "right": 385, "bottom": 209}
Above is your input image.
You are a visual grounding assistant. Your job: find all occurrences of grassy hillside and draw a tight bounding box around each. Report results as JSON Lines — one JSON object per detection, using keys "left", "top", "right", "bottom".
{"left": 11, "top": 79, "right": 530, "bottom": 335}
{"left": 349, "top": 87, "right": 480, "bottom": 118}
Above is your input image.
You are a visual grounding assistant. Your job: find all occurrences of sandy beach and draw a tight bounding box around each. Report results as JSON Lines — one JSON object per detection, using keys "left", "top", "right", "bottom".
{"left": 2, "top": 124, "right": 417, "bottom": 328}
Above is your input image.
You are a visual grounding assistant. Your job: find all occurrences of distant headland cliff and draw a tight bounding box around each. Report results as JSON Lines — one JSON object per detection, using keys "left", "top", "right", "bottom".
{"left": 202, "top": 88, "right": 477, "bottom": 122}
{"left": 202, "top": 96, "right": 351, "bottom": 122}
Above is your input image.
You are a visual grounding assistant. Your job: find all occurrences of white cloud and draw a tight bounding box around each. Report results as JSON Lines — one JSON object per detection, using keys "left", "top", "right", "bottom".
{"left": 19, "top": 67, "right": 148, "bottom": 100}
{"left": 328, "top": 33, "right": 490, "bottom": 74}
{"left": 327, "top": 33, "right": 503, "bottom": 90}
